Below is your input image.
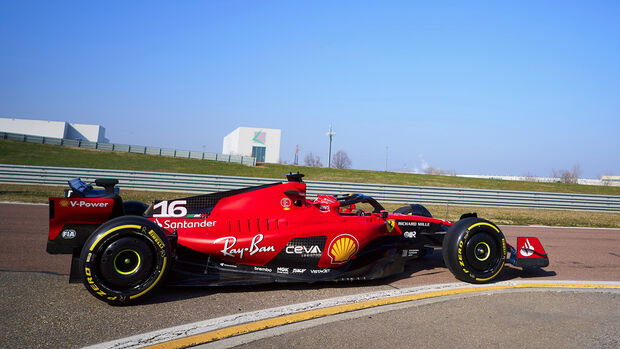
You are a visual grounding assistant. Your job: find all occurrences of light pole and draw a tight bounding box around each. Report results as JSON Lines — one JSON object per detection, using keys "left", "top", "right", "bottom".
{"left": 385, "top": 146, "right": 388, "bottom": 172}
{"left": 326, "top": 125, "right": 336, "bottom": 168}
{"left": 294, "top": 144, "right": 299, "bottom": 165}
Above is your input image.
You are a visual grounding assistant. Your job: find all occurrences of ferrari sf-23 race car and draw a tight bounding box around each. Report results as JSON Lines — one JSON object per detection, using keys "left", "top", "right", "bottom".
{"left": 47, "top": 173, "right": 549, "bottom": 304}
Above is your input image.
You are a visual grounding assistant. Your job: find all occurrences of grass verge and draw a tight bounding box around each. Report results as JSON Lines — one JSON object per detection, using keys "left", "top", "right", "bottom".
{"left": 2, "top": 139, "right": 619, "bottom": 195}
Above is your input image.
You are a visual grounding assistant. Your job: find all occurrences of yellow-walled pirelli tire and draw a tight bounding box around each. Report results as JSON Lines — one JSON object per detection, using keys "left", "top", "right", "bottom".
{"left": 79, "top": 216, "right": 171, "bottom": 305}
{"left": 442, "top": 217, "right": 507, "bottom": 284}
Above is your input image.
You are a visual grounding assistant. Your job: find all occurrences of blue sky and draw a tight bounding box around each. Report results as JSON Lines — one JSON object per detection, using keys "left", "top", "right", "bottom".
{"left": 1, "top": 1, "right": 618, "bottom": 178}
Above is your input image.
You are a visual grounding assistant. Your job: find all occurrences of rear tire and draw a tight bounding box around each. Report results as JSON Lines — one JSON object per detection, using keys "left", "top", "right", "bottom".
{"left": 442, "top": 217, "right": 506, "bottom": 283}
{"left": 79, "top": 216, "right": 171, "bottom": 304}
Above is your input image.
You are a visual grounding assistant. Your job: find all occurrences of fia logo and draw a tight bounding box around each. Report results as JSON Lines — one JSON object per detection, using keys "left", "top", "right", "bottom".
{"left": 61, "top": 229, "right": 77, "bottom": 239}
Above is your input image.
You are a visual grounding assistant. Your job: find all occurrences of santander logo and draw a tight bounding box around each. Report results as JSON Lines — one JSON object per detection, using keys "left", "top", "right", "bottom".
{"left": 520, "top": 238, "right": 534, "bottom": 257}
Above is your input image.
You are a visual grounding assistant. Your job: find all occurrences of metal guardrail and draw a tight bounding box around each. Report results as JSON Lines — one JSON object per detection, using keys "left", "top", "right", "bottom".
{"left": 1, "top": 164, "right": 619, "bottom": 212}
{"left": 0, "top": 131, "right": 256, "bottom": 166}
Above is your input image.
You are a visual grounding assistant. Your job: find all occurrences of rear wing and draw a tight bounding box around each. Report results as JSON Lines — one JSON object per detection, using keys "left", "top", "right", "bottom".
{"left": 66, "top": 178, "right": 119, "bottom": 198}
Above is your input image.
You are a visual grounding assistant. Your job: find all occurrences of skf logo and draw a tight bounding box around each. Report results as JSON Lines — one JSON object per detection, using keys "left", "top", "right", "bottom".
{"left": 386, "top": 220, "right": 396, "bottom": 233}
{"left": 328, "top": 234, "right": 359, "bottom": 264}
{"left": 59, "top": 200, "right": 69, "bottom": 208}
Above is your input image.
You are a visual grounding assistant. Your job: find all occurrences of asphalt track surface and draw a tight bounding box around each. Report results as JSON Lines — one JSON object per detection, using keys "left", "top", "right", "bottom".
{"left": 1, "top": 203, "right": 619, "bottom": 348}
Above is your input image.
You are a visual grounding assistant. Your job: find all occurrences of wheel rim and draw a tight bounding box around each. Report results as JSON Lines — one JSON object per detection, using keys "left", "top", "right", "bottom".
{"left": 465, "top": 232, "right": 502, "bottom": 273}
{"left": 98, "top": 236, "right": 155, "bottom": 288}
{"left": 474, "top": 242, "right": 491, "bottom": 261}
{"left": 113, "top": 249, "right": 141, "bottom": 275}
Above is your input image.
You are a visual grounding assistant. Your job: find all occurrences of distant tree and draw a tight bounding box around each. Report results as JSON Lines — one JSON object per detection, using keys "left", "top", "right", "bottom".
{"left": 304, "top": 153, "right": 323, "bottom": 167}
{"left": 552, "top": 164, "right": 581, "bottom": 184}
{"left": 522, "top": 172, "right": 539, "bottom": 182}
{"left": 332, "top": 150, "right": 352, "bottom": 169}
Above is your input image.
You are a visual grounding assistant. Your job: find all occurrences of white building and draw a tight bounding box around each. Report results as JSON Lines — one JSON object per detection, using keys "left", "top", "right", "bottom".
{"left": 223, "top": 127, "right": 281, "bottom": 163}
{"left": 602, "top": 176, "right": 620, "bottom": 187}
{"left": 0, "top": 117, "right": 107, "bottom": 142}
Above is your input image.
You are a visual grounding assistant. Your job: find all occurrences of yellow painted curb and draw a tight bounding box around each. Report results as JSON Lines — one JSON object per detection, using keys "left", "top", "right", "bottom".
{"left": 145, "top": 283, "right": 620, "bottom": 349}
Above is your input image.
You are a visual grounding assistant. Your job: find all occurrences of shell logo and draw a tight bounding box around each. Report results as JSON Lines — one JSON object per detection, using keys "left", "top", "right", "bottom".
{"left": 328, "top": 234, "right": 359, "bottom": 264}
{"left": 59, "top": 200, "right": 69, "bottom": 207}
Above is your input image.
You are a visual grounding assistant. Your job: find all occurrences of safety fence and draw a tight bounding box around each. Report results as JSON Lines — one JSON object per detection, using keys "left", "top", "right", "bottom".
{"left": 1, "top": 164, "right": 618, "bottom": 212}
{"left": 0, "top": 132, "right": 256, "bottom": 166}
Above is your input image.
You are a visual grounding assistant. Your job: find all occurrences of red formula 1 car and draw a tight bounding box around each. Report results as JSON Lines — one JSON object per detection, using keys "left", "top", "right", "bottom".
{"left": 47, "top": 173, "right": 549, "bottom": 304}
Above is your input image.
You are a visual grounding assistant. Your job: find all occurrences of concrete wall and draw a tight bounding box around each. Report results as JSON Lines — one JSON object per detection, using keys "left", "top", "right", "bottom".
{"left": 222, "top": 127, "right": 281, "bottom": 163}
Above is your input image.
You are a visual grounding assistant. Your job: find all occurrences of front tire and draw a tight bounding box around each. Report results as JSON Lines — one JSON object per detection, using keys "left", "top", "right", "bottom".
{"left": 442, "top": 218, "right": 506, "bottom": 283}
{"left": 79, "top": 216, "right": 171, "bottom": 304}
